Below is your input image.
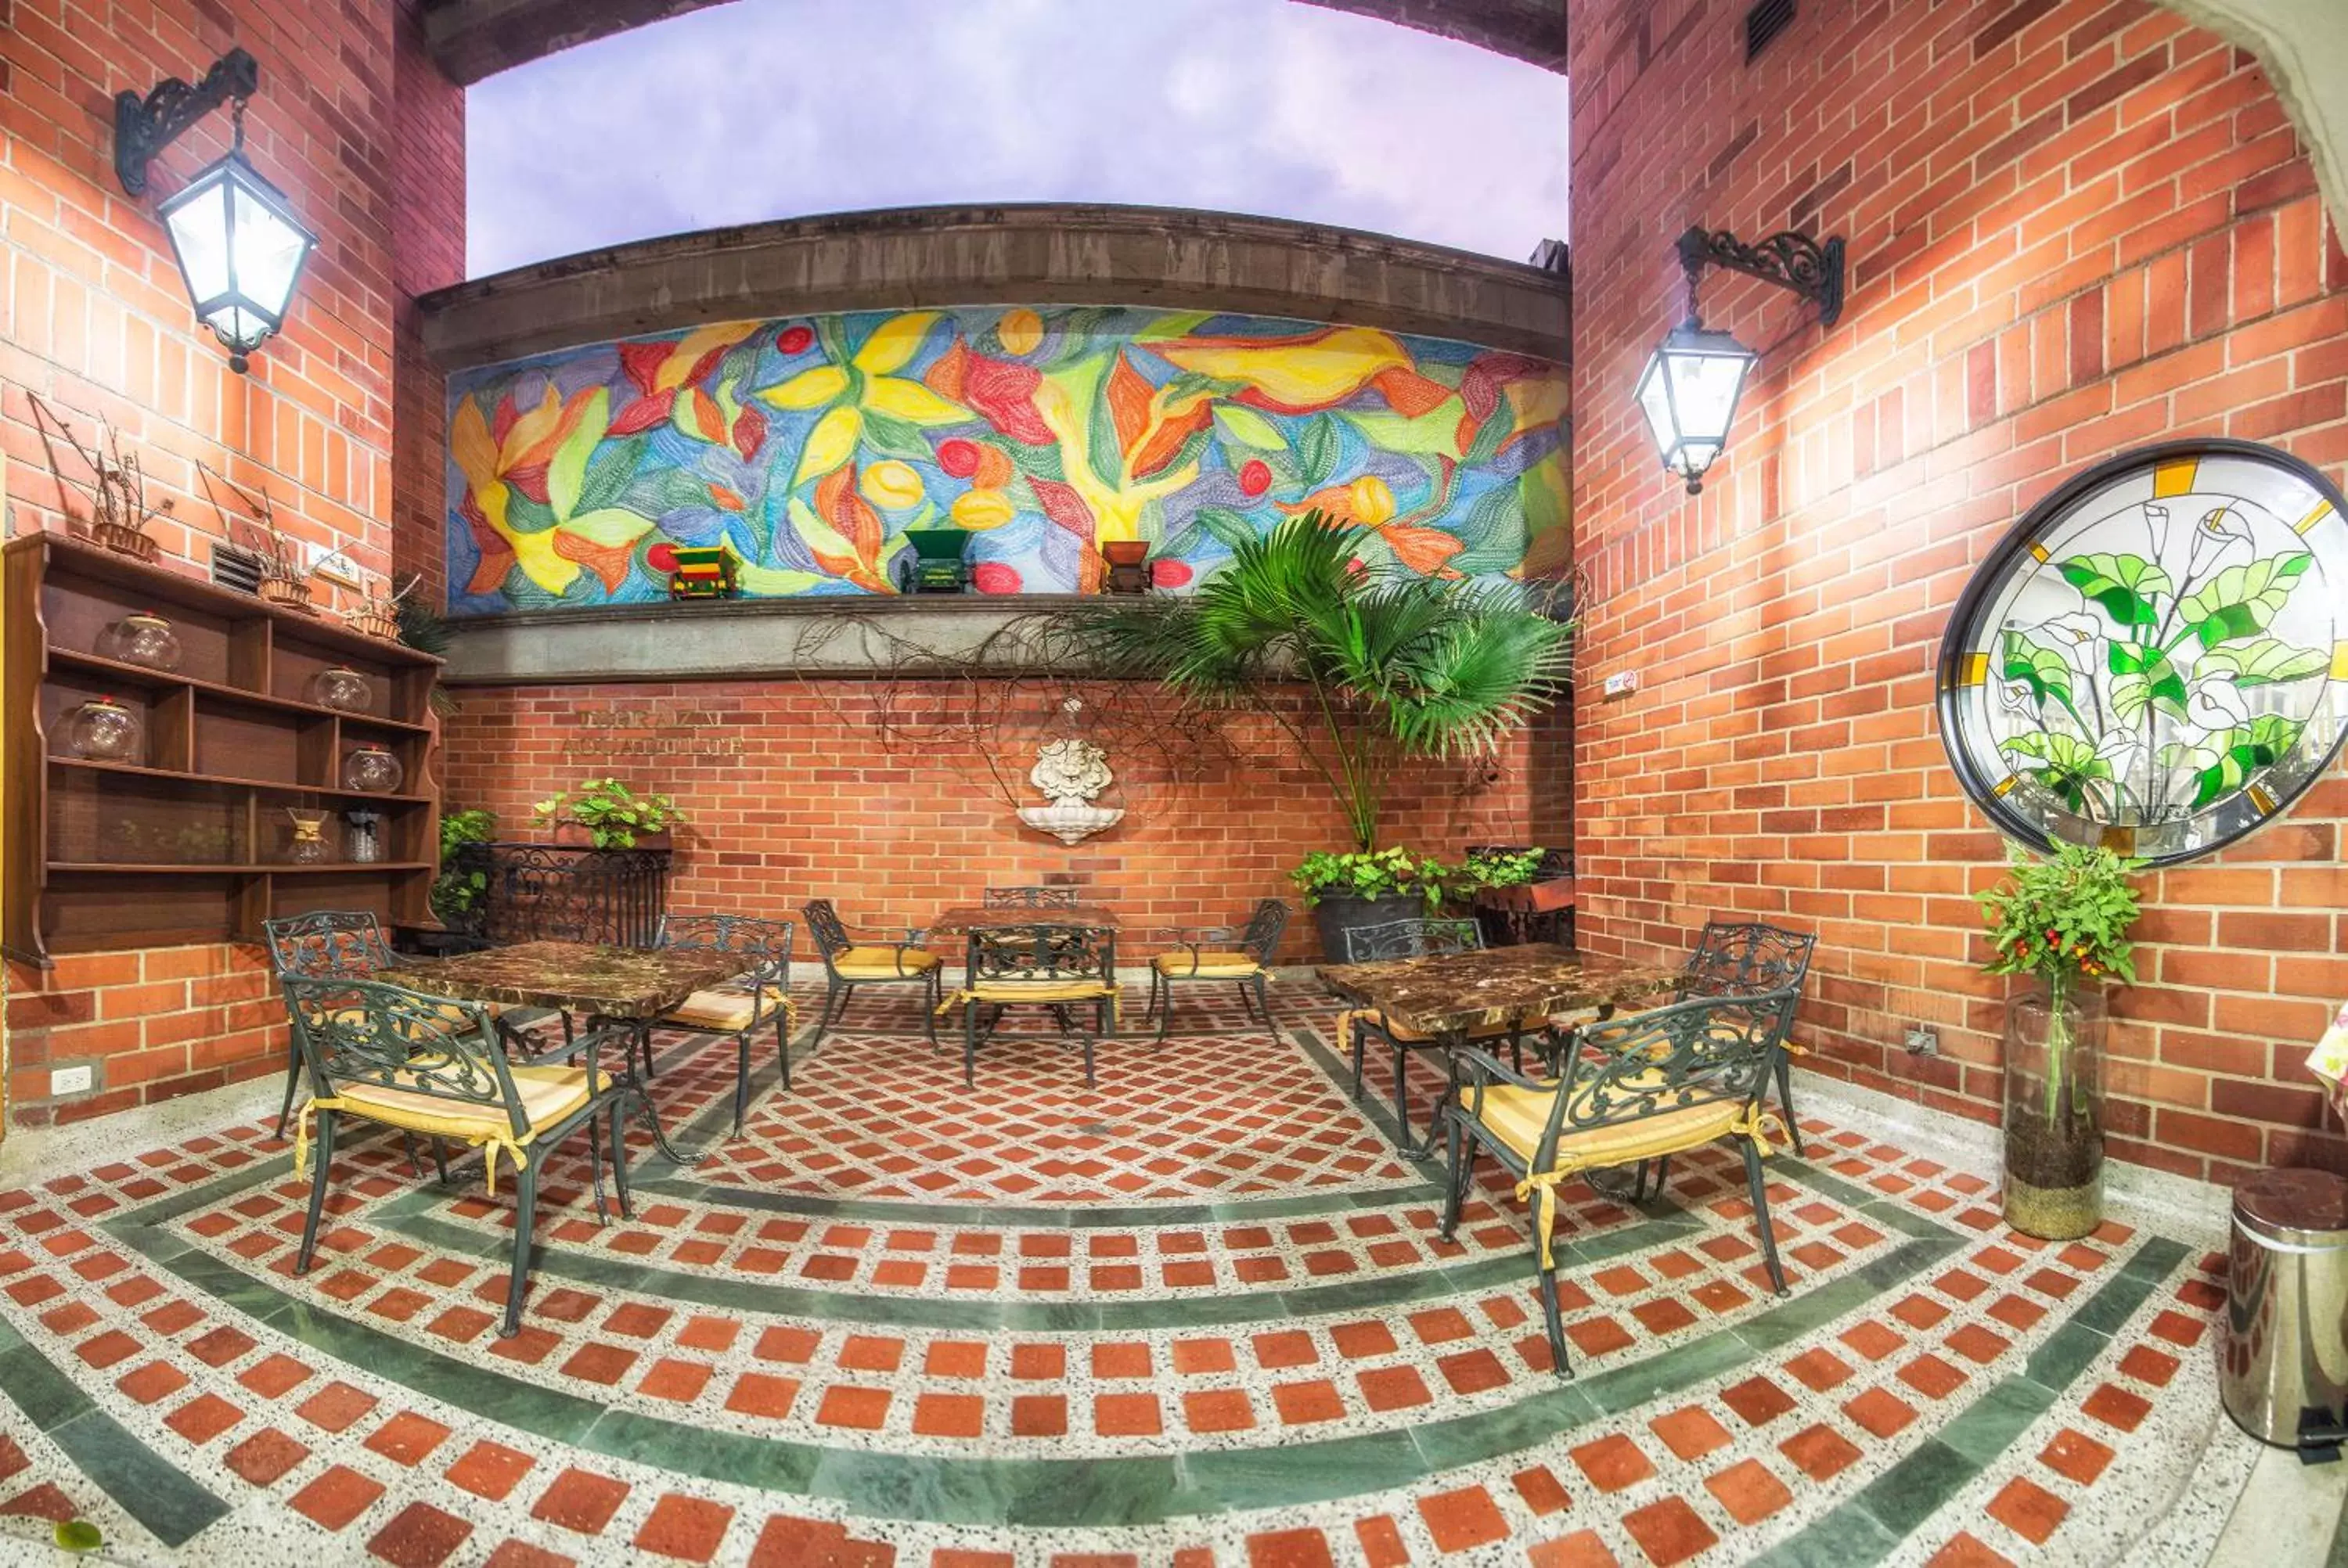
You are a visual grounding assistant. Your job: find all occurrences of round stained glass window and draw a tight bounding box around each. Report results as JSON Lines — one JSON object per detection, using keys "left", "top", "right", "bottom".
{"left": 1937, "top": 438, "right": 2348, "bottom": 865}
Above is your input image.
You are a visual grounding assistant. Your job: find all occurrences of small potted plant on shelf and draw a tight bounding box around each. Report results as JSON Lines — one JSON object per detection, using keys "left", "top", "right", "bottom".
{"left": 532, "top": 779, "right": 684, "bottom": 851}
{"left": 1057, "top": 515, "right": 1576, "bottom": 959}
{"left": 198, "top": 459, "right": 315, "bottom": 611}
{"left": 29, "top": 392, "right": 173, "bottom": 563}
{"left": 1976, "top": 841, "right": 2142, "bottom": 1241}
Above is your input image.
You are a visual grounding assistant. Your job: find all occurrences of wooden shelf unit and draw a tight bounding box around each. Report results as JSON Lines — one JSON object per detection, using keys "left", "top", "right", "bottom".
{"left": 3, "top": 534, "right": 442, "bottom": 965}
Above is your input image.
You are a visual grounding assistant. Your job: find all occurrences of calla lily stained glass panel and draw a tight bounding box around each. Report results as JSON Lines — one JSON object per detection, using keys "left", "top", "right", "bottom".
{"left": 1936, "top": 439, "right": 2348, "bottom": 865}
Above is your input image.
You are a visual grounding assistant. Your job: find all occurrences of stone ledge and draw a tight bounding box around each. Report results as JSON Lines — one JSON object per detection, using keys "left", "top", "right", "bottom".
{"left": 440, "top": 597, "right": 1093, "bottom": 685}
{"left": 417, "top": 203, "right": 1570, "bottom": 369}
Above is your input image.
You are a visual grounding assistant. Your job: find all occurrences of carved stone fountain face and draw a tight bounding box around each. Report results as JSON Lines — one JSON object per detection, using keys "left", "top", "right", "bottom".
{"left": 1016, "top": 703, "right": 1125, "bottom": 845}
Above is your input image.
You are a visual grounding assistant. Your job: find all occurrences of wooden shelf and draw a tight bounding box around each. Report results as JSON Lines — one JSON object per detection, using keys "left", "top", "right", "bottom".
{"left": 48, "top": 754, "right": 432, "bottom": 804}
{"left": 49, "top": 862, "right": 434, "bottom": 874}
{"left": 49, "top": 648, "right": 432, "bottom": 734}
{"left": 5, "top": 532, "right": 443, "bottom": 966}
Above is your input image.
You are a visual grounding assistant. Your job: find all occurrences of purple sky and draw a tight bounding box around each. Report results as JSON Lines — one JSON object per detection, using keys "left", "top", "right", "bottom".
{"left": 465, "top": 0, "right": 1571, "bottom": 278}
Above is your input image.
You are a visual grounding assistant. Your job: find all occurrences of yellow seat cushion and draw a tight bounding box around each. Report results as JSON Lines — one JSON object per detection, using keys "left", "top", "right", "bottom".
{"left": 332, "top": 1063, "right": 608, "bottom": 1141}
{"left": 1360, "top": 1009, "right": 1522, "bottom": 1045}
{"left": 834, "top": 946, "right": 941, "bottom": 979}
{"left": 967, "top": 979, "right": 1117, "bottom": 1005}
{"left": 663, "top": 988, "right": 783, "bottom": 1033}
{"left": 1153, "top": 951, "right": 1261, "bottom": 978}
{"left": 1460, "top": 1082, "right": 1745, "bottom": 1170}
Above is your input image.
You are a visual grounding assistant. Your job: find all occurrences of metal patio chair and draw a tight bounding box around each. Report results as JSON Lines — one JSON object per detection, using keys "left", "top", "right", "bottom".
{"left": 281, "top": 976, "right": 642, "bottom": 1337}
{"left": 263, "top": 911, "right": 395, "bottom": 1138}
{"left": 802, "top": 898, "right": 942, "bottom": 1045}
{"left": 650, "top": 913, "right": 795, "bottom": 1135}
{"left": 981, "top": 886, "right": 1082, "bottom": 910}
{"left": 953, "top": 923, "right": 1118, "bottom": 1088}
{"left": 1145, "top": 897, "right": 1287, "bottom": 1041}
{"left": 1440, "top": 987, "right": 1801, "bottom": 1375}
{"left": 1338, "top": 917, "right": 1534, "bottom": 1107}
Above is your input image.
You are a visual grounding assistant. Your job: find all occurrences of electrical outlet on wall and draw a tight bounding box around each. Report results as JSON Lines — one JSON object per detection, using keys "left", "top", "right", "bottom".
{"left": 51, "top": 1064, "right": 93, "bottom": 1095}
{"left": 1903, "top": 1026, "right": 1939, "bottom": 1056}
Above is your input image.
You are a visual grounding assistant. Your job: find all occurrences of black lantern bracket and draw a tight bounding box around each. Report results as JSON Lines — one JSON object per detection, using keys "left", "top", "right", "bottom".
{"left": 114, "top": 48, "right": 260, "bottom": 197}
{"left": 1676, "top": 225, "right": 1846, "bottom": 329}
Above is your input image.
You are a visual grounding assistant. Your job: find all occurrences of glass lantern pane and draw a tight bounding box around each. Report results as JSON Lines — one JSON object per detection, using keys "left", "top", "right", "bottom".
{"left": 1671, "top": 441, "right": 1720, "bottom": 478}
{"left": 164, "top": 179, "right": 232, "bottom": 304}
{"left": 204, "top": 303, "right": 262, "bottom": 347}
{"left": 1663, "top": 349, "right": 1751, "bottom": 443}
{"left": 225, "top": 177, "right": 310, "bottom": 322}
{"left": 1634, "top": 351, "right": 1679, "bottom": 452}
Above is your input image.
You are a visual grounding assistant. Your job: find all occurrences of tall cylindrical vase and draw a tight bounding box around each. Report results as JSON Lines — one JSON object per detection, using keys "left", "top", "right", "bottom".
{"left": 2002, "top": 979, "right": 2106, "bottom": 1239}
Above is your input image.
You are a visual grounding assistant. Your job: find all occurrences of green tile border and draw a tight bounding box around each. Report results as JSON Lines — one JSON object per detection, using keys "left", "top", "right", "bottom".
{"left": 0, "top": 1314, "right": 228, "bottom": 1548}
{"left": 1745, "top": 1235, "right": 2194, "bottom": 1568}
{"left": 99, "top": 1183, "right": 1966, "bottom": 1528}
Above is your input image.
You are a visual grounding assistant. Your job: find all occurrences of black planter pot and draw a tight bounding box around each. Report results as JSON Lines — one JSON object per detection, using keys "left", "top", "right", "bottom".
{"left": 1310, "top": 893, "right": 1425, "bottom": 962}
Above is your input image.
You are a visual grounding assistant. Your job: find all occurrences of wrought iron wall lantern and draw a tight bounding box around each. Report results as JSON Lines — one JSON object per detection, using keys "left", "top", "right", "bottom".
{"left": 1637, "top": 225, "right": 1845, "bottom": 494}
{"left": 114, "top": 48, "right": 316, "bottom": 372}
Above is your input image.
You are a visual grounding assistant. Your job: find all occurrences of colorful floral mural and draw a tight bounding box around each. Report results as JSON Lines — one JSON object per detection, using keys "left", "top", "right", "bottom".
{"left": 444, "top": 306, "right": 1569, "bottom": 613}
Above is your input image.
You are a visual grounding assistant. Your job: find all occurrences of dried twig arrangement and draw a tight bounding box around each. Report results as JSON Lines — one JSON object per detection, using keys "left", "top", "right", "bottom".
{"left": 195, "top": 457, "right": 315, "bottom": 609}
{"left": 781, "top": 609, "right": 1241, "bottom": 822}
{"left": 27, "top": 392, "right": 174, "bottom": 562}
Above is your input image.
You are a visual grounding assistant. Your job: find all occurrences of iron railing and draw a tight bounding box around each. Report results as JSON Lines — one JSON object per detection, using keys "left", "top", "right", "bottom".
{"left": 443, "top": 842, "right": 672, "bottom": 951}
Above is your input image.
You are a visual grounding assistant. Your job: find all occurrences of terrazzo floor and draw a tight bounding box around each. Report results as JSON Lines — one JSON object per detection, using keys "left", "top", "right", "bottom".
{"left": 0, "top": 987, "right": 2277, "bottom": 1566}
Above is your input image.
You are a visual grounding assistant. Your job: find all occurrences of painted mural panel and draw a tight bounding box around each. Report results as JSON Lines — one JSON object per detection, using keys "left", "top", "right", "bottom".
{"left": 444, "top": 306, "right": 1568, "bottom": 613}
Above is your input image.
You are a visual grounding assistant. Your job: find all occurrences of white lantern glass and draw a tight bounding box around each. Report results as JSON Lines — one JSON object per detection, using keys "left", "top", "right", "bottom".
{"left": 1636, "top": 322, "right": 1758, "bottom": 491}
{"left": 154, "top": 149, "right": 316, "bottom": 369}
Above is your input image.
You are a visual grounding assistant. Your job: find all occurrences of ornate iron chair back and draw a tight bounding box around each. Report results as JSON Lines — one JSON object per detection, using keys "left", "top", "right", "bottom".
{"left": 263, "top": 911, "right": 394, "bottom": 980}
{"left": 1342, "top": 918, "right": 1483, "bottom": 963}
{"left": 981, "top": 886, "right": 1082, "bottom": 910}
{"left": 1546, "top": 988, "right": 1798, "bottom": 1145}
{"left": 655, "top": 912, "right": 793, "bottom": 984}
{"left": 801, "top": 899, "right": 853, "bottom": 962}
{"left": 1239, "top": 898, "right": 1291, "bottom": 965}
{"left": 1683, "top": 922, "right": 1817, "bottom": 999}
{"left": 966, "top": 923, "right": 1115, "bottom": 986}
{"left": 279, "top": 976, "right": 528, "bottom": 1140}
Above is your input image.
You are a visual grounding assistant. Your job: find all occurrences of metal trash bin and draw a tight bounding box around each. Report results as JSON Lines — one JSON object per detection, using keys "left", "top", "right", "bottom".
{"left": 2221, "top": 1169, "right": 2348, "bottom": 1454}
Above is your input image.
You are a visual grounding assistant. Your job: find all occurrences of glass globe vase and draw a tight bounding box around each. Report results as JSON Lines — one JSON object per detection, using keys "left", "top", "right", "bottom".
{"left": 102, "top": 613, "right": 183, "bottom": 672}
{"left": 67, "top": 697, "right": 142, "bottom": 763}
{"left": 341, "top": 745, "right": 404, "bottom": 793}
{"left": 310, "top": 666, "right": 373, "bottom": 714}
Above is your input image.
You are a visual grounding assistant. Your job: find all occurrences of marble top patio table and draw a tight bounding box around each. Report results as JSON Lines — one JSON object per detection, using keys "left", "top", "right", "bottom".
{"left": 1315, "top": 944, "right": 1687, "bottom": 1155}
{"left": 929, "top": 904, "right": 1122, "bottom": 935}
{"left": 381, "top": 940, "right": 735, "bottom": 1020}
{"left": 382, "top": 941, "right": 740, "bottom": 1163}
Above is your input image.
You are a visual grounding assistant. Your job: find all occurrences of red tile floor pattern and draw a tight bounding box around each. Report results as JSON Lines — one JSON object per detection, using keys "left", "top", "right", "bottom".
{"left": 0, "top": 987, "right": 2238, "bottom": 1565}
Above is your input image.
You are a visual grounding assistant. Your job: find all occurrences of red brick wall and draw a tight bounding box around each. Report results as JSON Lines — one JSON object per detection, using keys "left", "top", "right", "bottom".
{"left": 1568, "top": 0, "right": 2348, "bottom": 1181}
{"left": 2, "top": 1, "right": 461, "bottom": 1126}
{"left": 439, "top": 682, "right": 1568, "bottom": 962}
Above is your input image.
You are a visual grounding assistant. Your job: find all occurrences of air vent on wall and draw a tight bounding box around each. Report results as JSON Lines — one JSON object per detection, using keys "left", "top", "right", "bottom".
{"left": 1745, "top": 0, "right": 1795, "bottom": 61}
{"left": 211, "top": 542, "right": 265, "bottom": 595}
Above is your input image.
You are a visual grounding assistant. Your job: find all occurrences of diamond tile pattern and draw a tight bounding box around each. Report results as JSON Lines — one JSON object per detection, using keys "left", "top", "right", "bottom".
{"left": 0, "top": 993, "right": 2242, "bottom": 1565}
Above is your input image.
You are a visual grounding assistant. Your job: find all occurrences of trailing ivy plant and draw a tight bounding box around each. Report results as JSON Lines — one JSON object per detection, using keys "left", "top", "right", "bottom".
{"left": 1290, "top": 847, "right": 1454, "bottom": 910}
{"left": 430, "top": 808, "right": 496, "bottom": 923}
{"left": 1975, "top": 842, "right": 2142, "bottom": 1129}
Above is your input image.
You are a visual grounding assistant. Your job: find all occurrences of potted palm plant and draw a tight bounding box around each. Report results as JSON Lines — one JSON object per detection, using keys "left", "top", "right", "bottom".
{"left": 1977, "top": 842, "right": 2141, "bottom": 1239}
{"left": 1063, "top": 515, "right": 1576, "bottom": 959}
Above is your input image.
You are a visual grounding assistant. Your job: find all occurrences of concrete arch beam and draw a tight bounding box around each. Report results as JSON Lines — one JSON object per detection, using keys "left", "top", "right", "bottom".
{"left": 413, "top": 203, "right": 1571, "bottom": 370}
{"left": 2154, "top": 0, "right": 2347, "bottom": 230}
{"left": 420, "top": 0, "right": 1568, "bottom": 86}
